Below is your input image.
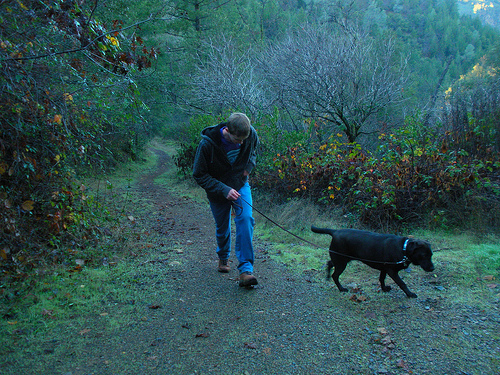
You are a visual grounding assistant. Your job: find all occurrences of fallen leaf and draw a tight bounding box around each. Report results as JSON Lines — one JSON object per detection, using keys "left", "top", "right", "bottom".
{"left": 0, "top": 248, "right": 9, "bottom": 260}
{"left": 41, "top": 309, "right": 54, "bottom": 316}
{"left": 486, "top": 284, "right": 497, "bottom": 289}
{"left": 195, "top": 332, "right": 209, "bottom": 338}
{"left": 0, "top": 162, "right": 7, "bottom": 175}
{"left": 4, "top": 199, "right": 13, "bottom": 209}
{"left": 381, "top": 336, "right": 393, "bottom": 345}
{"left": 21, "top": 200, "right": 34, "bottom": 211}
{"left": 79, "top": 328, "right": 91, "bottom": 335}
{"left": 349, "top": 294, "right": 367, "bottom": 302}
{"left": 483, "top": 275, "right": 495, "bottom": 281}
{"left": 244, "top": 342, "right": 257, "bottom": 349}
{"left": 149, "top": 304, "right": 161, "bottom": 309}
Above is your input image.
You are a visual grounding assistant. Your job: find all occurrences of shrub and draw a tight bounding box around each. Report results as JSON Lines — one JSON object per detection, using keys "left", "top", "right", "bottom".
{"left": 259, "top": 119, "right": 500, "bottom": 232}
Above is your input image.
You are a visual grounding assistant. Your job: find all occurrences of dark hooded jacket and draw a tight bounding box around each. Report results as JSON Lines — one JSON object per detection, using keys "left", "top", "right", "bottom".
{"left": 192, "top": 122, "right": 259, "bottom": 202}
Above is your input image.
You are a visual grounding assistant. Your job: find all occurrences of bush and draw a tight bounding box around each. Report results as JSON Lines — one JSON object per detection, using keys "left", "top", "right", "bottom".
{"left": 0, "top": 1, "right": 156, "bottom": 278}
{"left": 259, "top": 119, "right": 500, "bottom": 232}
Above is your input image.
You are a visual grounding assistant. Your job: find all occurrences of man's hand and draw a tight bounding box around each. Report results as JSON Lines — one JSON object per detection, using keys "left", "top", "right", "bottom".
{"left": 226, "top": 189, "right": 241, "bottom": 201}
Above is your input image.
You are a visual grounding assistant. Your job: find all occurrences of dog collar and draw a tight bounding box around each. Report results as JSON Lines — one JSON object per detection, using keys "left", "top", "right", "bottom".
{"left": 402, "top": 239, "right": 410, "bottom": 267}
{"left": 403, "top": 239, "right": 409, "bottom": 252}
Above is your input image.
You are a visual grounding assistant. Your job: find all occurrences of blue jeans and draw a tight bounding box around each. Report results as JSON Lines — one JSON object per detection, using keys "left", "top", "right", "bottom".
{"left": 209, "top": 182, "right": 255, "bottom": 274}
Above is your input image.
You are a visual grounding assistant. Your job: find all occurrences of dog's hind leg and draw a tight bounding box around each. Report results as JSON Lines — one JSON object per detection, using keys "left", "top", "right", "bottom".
{"left": 326, "top": 260, "right": 334, "bottom": 281}
{"left": 386, "top": 269, "right": 417, "bottom": 298}
{"left": 379, "top": 271, "right": 392, "bottom": 292}
{"left": 331, "top": 259, "right": 349, "bottom": 293}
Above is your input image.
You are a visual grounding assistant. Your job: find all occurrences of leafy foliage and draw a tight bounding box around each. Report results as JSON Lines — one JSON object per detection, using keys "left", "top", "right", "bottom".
{"left": 0, "top": 0, "right": 156, "bottom": 275}
{"left": 256, "top": 118, "right": 500, "bottom": 231}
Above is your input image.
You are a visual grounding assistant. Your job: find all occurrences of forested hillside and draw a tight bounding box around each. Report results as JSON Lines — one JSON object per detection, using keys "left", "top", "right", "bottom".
{"left": 458, "top": 0, "right": 500, "bottom": 29}
{"left": 1, "top": 0, "right": 500, "bottom": 276}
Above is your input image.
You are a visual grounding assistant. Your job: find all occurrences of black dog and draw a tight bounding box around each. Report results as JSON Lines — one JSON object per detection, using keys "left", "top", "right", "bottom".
{"left": 311, "top": 226, "right": 434, "bottom": 298}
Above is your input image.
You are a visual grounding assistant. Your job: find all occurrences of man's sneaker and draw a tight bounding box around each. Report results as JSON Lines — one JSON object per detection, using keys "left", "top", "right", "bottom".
{"left": 239, "top": 272, "right": 258, "bottom": 287}
{"left": 218, "top": 259, "right": 230, "bottom": 273}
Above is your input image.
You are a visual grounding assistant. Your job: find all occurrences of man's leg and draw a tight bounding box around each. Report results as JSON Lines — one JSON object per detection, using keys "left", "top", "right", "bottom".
{"left": 233, "top": 183, "right": 256, "bottom": 278}
{"left": 209, "top": 200, "right": 232, "bottom": 268}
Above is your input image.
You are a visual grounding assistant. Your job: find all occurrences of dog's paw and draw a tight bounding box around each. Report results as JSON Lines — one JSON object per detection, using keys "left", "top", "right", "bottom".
{"left": 381, "top": 285, "right": 392, "bottom": 292}
{"left": 406, "top": 292, "right": 417, "bottom": 298}
{"left": 339, "top": 287, "right": 348, "bottom": 293}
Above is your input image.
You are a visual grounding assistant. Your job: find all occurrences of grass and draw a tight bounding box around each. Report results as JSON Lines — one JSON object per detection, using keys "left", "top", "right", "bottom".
{"left": 0, "top": 258, "right": 178, "bottom": 372}
{"left": 0, "top": 142, "right": 176, "bottom": 366}
{"left": 418, "top": 231, "right": 500, "bottom": 306}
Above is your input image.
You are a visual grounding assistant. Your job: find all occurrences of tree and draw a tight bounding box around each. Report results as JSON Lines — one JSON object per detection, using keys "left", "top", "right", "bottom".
{"left": 261, "top": 25, "right": 408, "bottom": 142}
{"left": 190, "top": 36, "right": 267, "bottom": 117}
{"left": 443, "top": 41, "right": 500, "bottom": 154}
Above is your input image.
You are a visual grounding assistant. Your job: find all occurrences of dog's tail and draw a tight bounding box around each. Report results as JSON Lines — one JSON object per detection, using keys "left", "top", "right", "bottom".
{"left": 311, "top": 225, "right": 335, "bottom": 237}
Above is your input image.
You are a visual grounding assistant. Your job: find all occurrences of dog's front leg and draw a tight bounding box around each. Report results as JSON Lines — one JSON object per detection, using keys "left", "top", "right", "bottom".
{"left": 386, "top": 269, "right": 417, "bottom": 298}
{"left": 379, "top": 271, "right": 392, "bottom": 292}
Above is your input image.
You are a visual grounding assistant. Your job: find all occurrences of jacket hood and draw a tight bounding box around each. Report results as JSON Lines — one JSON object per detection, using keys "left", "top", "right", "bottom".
{"left": 200, "top": 123, "right": 226, "bottom": 147}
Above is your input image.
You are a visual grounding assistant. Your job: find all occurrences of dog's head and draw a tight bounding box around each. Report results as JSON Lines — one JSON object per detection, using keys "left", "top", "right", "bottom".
{"left": 407, "top": 240, "right": 434, "bottom": 272}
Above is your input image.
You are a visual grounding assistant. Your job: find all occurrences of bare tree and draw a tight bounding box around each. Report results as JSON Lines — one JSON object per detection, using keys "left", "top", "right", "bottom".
{"left": 261, "top": 25, "right": 408, "bottom": 142}
{"left": 190, "top": 36, "right": 266, "bottom": 116}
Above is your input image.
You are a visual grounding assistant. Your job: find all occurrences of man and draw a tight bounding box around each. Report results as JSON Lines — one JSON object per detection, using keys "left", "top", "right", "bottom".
{"left": 192, "top": 113, "right": 259, "bottom": 287}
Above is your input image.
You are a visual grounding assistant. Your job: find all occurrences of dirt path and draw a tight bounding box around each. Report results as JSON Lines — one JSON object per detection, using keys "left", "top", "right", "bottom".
{"left": 4, "top": 146, "right": 499, "bottom": 375}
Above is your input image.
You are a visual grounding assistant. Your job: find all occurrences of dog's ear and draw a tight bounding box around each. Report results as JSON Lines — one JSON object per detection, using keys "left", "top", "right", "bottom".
{"left": 406, "top": 239, "right": 431, "bottom": 255}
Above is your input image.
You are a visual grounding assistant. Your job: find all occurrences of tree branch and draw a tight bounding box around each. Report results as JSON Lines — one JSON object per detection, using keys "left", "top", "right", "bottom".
{"left": 0, "top": 15, "right": 154, "bottom": 62}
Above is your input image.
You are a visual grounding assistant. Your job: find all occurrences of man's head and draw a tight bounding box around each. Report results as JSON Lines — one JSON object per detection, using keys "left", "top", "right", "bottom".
{"left": 226, "top": 113, "right": 251, "bottom": 139}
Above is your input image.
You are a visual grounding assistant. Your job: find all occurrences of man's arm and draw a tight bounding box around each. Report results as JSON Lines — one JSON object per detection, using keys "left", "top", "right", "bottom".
{"left": 192, "top": 141, "right": 232, "bottom": 199}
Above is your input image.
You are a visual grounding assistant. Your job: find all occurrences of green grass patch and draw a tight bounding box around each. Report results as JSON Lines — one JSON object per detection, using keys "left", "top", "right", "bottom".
{"left": 0, "top": 260, "right": 166, "bottom": 337}
{"left": 253, "top": 193, "right": 354, "bottom": 273}
{"left": 0, "top": 253, "right": 177, "bottom": 373}
{"left": 420, "top": 231, "right": 500, "bottom": 305}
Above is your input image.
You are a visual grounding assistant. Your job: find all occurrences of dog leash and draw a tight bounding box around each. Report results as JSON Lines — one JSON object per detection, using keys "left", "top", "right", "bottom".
{"left": 236, "top": 198, "right": 409, "bottom": 266}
